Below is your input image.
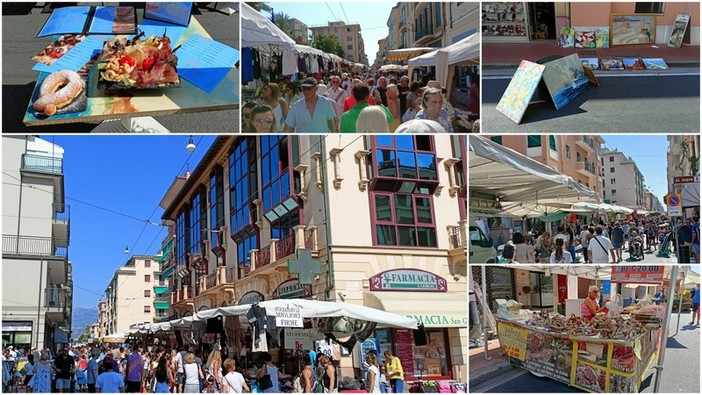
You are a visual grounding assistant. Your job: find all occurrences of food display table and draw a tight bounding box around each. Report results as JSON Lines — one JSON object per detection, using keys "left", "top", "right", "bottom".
{"left": 23, "top": 17, "right": 239, "bottom": 130}
{"left": 496, "top": 317, "right": 659, "bottom": 393}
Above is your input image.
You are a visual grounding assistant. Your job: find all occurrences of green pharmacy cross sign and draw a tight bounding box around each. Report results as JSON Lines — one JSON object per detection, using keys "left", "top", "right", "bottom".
{"left": 288, "top": 249, "right": 322, "bottom": 285}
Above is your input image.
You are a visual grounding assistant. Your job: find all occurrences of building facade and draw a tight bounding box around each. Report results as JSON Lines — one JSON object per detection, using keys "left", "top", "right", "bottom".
{"left": 413, "top": 2, "right": 445, "bottom": 48}
{"left": 2, "top": 136, "right": 73, "bottom": 352}
{"left": 483, "top": 2, "right": 700, "bottom": 44}
{"left": 97, "top": 300, "right": 107, "bottom": 339}
{"left": 310, "top": 21, "right": 368, "bottom": 65}
{"left": 155, "top": 135, "right": 466, "bottom": 381}
{"left": 444, "top": 2, "right": 480, "bottom": 45}
{"left": 103, "top": 256, "right": 159, "bottom": 335}
{"left": 600, "top": 148, "right": 646, "bottom": 209}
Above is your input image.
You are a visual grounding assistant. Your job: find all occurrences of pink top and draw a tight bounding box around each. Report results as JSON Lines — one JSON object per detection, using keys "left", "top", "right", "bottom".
{"left": 581, "top": 298, "right": 598, "bottom": 321}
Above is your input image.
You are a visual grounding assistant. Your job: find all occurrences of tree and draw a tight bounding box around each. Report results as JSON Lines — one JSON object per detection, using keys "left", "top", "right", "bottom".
{"left": 313, "top": 33, "right": 345, "bottom": 58}
{"left": 247, "top": 2, "right": 272, "bottom": 12}
{"left": 274, "top": 12, "right": 295, "bottom": 38}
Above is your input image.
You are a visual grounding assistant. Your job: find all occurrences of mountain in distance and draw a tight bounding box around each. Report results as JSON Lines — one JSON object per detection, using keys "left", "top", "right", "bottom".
{"left": 71, "top": 307, "right": 97, "bottom": 341}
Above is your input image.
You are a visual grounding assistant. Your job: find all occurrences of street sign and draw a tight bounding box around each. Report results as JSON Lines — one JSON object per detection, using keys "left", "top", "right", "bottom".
{"left": 667, "top": 193, "right": 682, "bottom": 216}
{"left": 673, "top": 176, "right": 696, "bottom": 184}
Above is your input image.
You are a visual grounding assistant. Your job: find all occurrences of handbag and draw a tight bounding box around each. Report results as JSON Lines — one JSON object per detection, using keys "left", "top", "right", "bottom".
{"left": 257, "top": 374, "right": 273, "bottom": 391}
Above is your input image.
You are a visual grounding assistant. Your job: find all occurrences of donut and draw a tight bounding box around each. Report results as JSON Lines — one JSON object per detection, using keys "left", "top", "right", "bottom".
{"left": 33, "top": 70, "right": 84, "bottom": 116}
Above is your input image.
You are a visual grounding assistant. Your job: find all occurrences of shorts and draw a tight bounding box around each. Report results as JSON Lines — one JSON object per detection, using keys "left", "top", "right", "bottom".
{"left": 126, "top": 380, "right": 142, "bottom": 393}
{"left": 56, "top": 378, "right": 72, "bottom": 390}
{"left": 88, "top": 383, "right": 96, "bottom": 393}
{"left": 177, "top": 372, "right": 185, "bottom": 385}
{"left": 613, "top": 242, "right": 623, "bottom": 249}
{"left": 694, "top": 303, "right": 700, "bottom": 312}
{"left": 693, "top": 244, "right": 700, "bottom": 254}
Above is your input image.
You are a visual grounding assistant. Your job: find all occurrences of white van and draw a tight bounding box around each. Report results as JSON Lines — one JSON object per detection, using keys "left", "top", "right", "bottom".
{"left": 469, "top": 219, "right": 497, "bottom": 263}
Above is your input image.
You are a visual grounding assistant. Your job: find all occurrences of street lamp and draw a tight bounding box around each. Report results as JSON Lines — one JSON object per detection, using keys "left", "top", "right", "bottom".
{"left": 186, "top": 136, "right": 196, "bottom": 153}
{"left": 124, "top": 246, "right": 130, "bottom": 254}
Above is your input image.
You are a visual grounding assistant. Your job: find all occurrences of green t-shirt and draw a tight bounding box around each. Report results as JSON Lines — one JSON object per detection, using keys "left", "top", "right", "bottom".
{"left": 340, "top": 102, "right": 392, "bottom": 133}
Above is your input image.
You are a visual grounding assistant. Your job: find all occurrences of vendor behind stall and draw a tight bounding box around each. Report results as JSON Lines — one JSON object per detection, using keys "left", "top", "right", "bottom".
{"left": 582, "top": 286, "right": 607, "bottom": 321}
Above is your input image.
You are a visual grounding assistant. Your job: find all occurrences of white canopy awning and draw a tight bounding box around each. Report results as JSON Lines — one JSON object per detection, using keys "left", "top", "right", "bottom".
{"left": 241, "top": 3, "right": 296, "bottom": 51}
{"left": 295, "top": 44, "right": 326, "bottom": 57}
{"left": 379, "top": 64, "right": 407, "bottom": 73}
{"left": 408, "top": 34, "right": 479, "bottom": 88}
{"left": 469, "top": 136, "right": 600, "bottom": 208}
{"left": 681, "top": 182, "right": 700, "bottom": 208}
{"left": 572, "top": 202, "right": 634, "bottom": 214}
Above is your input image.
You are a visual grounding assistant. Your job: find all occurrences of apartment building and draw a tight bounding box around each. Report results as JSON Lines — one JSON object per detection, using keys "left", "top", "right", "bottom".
{"left": 310, "top": 21, "right": 368, "bottom": 64}
{"left": 97, "top": 300, "right": 107, "bottom": 339}
{"left": 156, "top": 135, "right": 467, "bottom": 381}
{"left": 600, "top": 148, "right": 646, "bottom": 209}
{"left": 2, "top": 136, "right": 73, "bottom": 352}
{"left": 103, "top": 255, "right": 159, "bottom": 335}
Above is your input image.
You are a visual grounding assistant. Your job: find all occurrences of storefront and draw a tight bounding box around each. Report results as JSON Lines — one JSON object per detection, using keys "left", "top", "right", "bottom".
{"left": 362, "top": 268, "right": 467, "bottom": 381}
{"left": 482, "top": 2, "right": 558, "bottom": 42}
{"left": 2, "top": 321, "right": 33, "bottom": 350}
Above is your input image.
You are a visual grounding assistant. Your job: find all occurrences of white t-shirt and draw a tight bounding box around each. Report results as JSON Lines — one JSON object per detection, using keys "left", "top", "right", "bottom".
{"left": 184, "top": 363, "right": 200, "bottom": 385}
{"left": 223, "top": 371, "right": 246, "bottom": 393}
{"left": 588, "top": 236, "right": 613, "bottom": 263}
{"left": 175, "top": 352, "right": 184, "bottom": 373}
{"left": 367, "top": 365, "right": 381, "bottom": 393}
{"left": 550, "top": 250, "right": 573, "bottom": 263}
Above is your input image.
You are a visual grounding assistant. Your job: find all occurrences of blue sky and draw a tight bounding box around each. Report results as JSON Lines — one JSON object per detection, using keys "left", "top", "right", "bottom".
{"left": 263, "top": 1, "right": 396, "bottom": 65}
{"left": 39, "top": 135, "right": 216, "bottom": 309}
{"left": 600, "top": 134, "right": 672, "bottom": 205}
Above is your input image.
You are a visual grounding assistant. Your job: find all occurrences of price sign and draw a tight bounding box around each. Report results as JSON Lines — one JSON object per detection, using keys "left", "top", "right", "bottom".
{"left": 317, "top": 340, "right": 333, "bottom": 358}
{"left": 611, "top": 266, "right": 664, "bottom": 284}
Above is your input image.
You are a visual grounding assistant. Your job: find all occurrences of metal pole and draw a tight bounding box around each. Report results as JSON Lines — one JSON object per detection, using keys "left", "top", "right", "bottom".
{"left": 482, "top": 266, "right": 491, "bottom": 361}
{"left": 675, "top": 266, "right": 687, "bottom": 335}
{"left": 653, "top": 265, "right": 679, "bottom": 393}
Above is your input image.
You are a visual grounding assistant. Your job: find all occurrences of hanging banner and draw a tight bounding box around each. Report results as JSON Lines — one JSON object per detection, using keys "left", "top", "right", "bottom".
{"left": 610, "top": 266, "right": 664, "bottom": 284}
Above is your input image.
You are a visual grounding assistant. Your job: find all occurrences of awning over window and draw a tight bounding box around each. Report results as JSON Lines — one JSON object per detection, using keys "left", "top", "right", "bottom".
{"left": 363, "top": 291, "right": 467, "bottom": 328}
{"left": 155, "top": 239, "right": 174, "bottom": 263}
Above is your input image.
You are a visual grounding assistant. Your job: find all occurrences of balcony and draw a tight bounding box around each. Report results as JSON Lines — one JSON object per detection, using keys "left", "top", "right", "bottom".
{"left": 3, "top": 235, "right": 68, "bottom": 257}
{"left": 44, "top": 287, "right": 67, "bottom": 309}
{"left": 153, "top": 312, "right": 171, "bottom": 323}
{"left": 577, "top": 161, "right": 596, "bottom": 176}
{"left": 575, "top": 137, "right": 596, "bottom": 153}
{"left": 447, "top": 220, "right": 467, "bottom": 266}
{"left": 197, "top": 266, "right": 236, "bottom": 297}
{"left": 52, "top": 203, "right": 70, "bottom": 242}
{"left": 251, "top": 226, "right": 319, "bottom": 270}
{"left": 172, "top": 286, "right": 194, "bottom": 305}
{"left": 21, "top": 154, "right": 63, "bottom": 175}
{"left": 414, "top": 26, "right": 437, "bottom": 43}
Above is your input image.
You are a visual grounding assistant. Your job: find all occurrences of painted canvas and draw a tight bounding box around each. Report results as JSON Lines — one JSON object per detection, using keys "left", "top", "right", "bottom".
{"left": 600, "top": 58, "right": 625, "bottom": 70}
{"left": 496, "top": 60, "right": 546, "bottom": 124}
{"left": 542, "top": 54, "right": 589, "bottom": 110}
{"left": 580, "top": 58, "right": 599, "bottom": 69}
{"left": 623, "top": 58, "right": 646, "bottom": 71}
{"left": 595, "top": 28, "right": 610, "bottom": 48}
{"left": 668, "top": 13, "right": 691, "bottom": 48}
{"left": 575, "top": 31, "right": 595, "bottom": 48}
{"left": 611, "top": 14, "right": 656, "bottom": 46}
{"left": 643, "top": 58, "right": 669, "bottom": 70}
{"left": 559, "top": 27, "right": 574, "bottom": 48}
{"left": 583, "top": 67, "right": 600, "bottom": 87}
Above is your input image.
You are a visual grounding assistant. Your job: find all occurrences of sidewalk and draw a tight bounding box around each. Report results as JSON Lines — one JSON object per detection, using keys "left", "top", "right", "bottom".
{"left": 468, "top": 339, "right": 514, "bottom": 389}
{"left": 483, "top": 41, "right": 700, "bottom": 68}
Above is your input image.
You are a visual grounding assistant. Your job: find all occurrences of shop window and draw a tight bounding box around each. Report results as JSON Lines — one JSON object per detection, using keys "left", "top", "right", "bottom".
{"left": 527, "top": 135, "right": 541, "bottom": 148}
{"left": 635, "top": 2, "right": 664, "bottom": 14}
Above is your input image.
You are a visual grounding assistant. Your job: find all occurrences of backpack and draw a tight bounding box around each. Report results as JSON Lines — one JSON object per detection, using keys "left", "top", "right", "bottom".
{"left": 292, "top": 375, "right": 303, "bottom": 393}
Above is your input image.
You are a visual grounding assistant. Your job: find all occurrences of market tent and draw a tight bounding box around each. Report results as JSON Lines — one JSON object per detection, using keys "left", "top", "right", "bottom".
{"left": 295, "top": 44, "right": 326, "bottom": 57}
{"left": 379, "top": 64, "right": 407, "bottom": 73}
{"left": 681, "top": 182, "right": 700, "bottom": 208}
{"left": 469, "top": 136, "right": 600, "bottom": 206}
{"left": 386, "top": 47, "right": 436, "bottom": 63}
{"left": 241, "top": 3, "right": 296, "bottom": 51}
{"left": 408, "top": 34, "right": 479, "bottom": 91}
{"left": 102, "top": 333, "right": 126, "bottom": 343}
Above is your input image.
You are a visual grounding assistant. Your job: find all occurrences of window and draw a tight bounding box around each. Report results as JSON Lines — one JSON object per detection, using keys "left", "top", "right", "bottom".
{"left": 565, "top": 145, "right": 571, "bottom": 159}
{"left": 611, "top": 189, "right": 617, "bottom": 195}
{"left": 144, "top": 290, "right": 150, "bottom": 297}
{"left": 635, "top": 2, "right": 664, "bottom": 13}
{"left": 210, "top": 166, "right": 225, "bottom": 247}
{"left": 144, "top": 306, "right": 151, "bottom": 313}
{"left": 144, "top": 275, "right": 151, "bottom": 282}
{"left": 188, "top": 188, "right": 206, "bottom": 257}
{"left": 347, "top": 44, "right": 353, "bottom": 50}
{"left": 610, "top": 167, "right": 615, "bottom": 173}
{"left": 372, "top": 135, "right": 437, "bottom": 181}
{"left": 176, "top": 209, "right": 188, "bottom": 266}
{"left": 490, "top": 136, "right": 502, "bottom": 145}
{"left": 347, "top": 36, "right": 352, "bottom": 41}
{"left": 144, "top": 260, "right": 151, "bottom": 268}
{"left": 229, "top": 137, "right": 259, "bottom": 267}
{"left": 434, "top": 2, "right": 442, "bottom": 27}
{"left": 334, "top": 28, "right": 338, "bottom": 33}
{"left": 576, "top": 152, "right": 581, "bottom": 162}
{"left": 549, "top": 135, "right": 557, "bottom": 151}
{"left": 609, "top": 156, "right": 614, "bottom": 162}
{"left": 611, "top": 178, "right": 616, "bottom": 184}
{"left": 527, "top": 135, "right": 541, "bottom": 148}
{"left": 373, "top": 193, "right": 437, "bottom": 247}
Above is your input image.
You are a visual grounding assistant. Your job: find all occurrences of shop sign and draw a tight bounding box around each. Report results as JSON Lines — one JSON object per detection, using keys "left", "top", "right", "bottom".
{"left": 407, "top": 314, "right": 467, "bottom": 327}
{"left": 239, "top": 291, "right": 264, "bottom": 305}
{"left": 274, "top": 305, "right": 303, "bottom": 327}
{"left": 272, "top": 278, "right": 313, "bottom": 299}
{"left": 497, "top": 322, "right": 528, "bottom": 361}
{"left": 2, "top": 322, "right": 32, "bottom": 332}
{"left": 369, "top": 269, "right": 447, "bottom": 292}
{"left": 284, "top": 329, "right": 322, "bottom": 350}
{"left": 358, "top": 338, "right": 380, "bottom": 372}
{"left": 610, "top": 266, "right": 664, "bottom": 284}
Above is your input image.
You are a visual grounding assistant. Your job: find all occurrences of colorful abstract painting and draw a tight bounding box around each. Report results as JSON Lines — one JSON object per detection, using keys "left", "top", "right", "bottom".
{"left": 496, "top": 60, "right": 546, "bottom": 124}
{"left": 575, "top": 31, "right": 595, "bottom": 48}
{"left": 542, "top": 54, "right": 589, "bottom": 110}
{"left": 595, "top": 28, "right": 610, "bottom": 48}
{"left": 559, "top": 27, "right": 574, "bottom": 48}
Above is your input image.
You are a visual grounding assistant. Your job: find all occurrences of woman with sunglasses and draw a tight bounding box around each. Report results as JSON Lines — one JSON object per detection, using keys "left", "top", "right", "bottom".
{"left": 242, "top": 102, "right": 258, "bottom": 133}
{"left": 261, "top": 83, "right": 289, "bottom": 132}
{"left": 582, "top": 286, "right": 606, "bottom": 321}
{"left": 251, "top": 105, "right": 277, "bottom": 133}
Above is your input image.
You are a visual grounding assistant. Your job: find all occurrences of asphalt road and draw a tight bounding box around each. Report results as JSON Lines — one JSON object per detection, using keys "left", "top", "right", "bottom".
{"left": 2, "top": 2, "right": 239, "bottom": 133}
{"left": 472, "top": 311, "right": 701, "bottom": 393}
{"left": 481, "top": 69, "right": 700, "bottom": 133}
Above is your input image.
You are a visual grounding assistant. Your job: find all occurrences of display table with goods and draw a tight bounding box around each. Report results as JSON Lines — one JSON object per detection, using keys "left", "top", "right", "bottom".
{"left": 496, "top": 304, "right": 665, "bottom": 393}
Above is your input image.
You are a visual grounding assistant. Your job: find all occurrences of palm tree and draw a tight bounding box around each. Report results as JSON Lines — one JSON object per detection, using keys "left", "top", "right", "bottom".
{"left": 247, "top": 2, "right": 272, "bottom": 12}
{"left": 274, "top": 12, "right": 295, "bottom": 37}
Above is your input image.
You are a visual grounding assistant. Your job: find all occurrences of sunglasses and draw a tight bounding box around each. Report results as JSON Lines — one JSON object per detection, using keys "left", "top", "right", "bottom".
{"left": 254, "top": 118, "right": 274, "bottom": 125}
